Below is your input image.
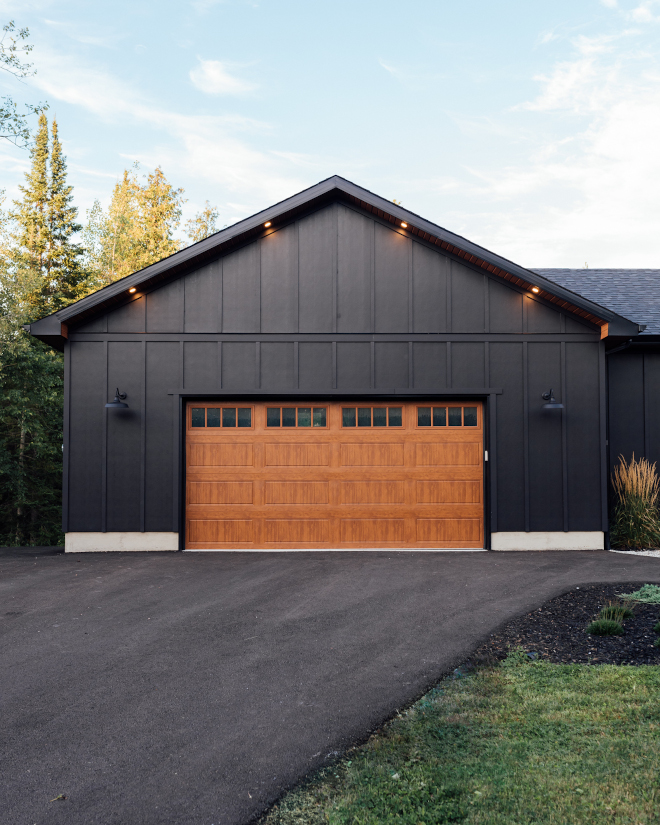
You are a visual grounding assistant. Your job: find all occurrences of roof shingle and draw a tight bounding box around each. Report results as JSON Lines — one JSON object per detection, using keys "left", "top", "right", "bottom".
{"left": 533, "top": 269, "right": 660, "bottom": 335}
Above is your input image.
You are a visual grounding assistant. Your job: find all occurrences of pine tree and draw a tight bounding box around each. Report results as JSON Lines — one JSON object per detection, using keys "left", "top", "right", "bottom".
{"left": 0, "top": 114, "right": 86, "bottom": 546}
{"left": 11, "top": 113, "right": 87, "bottom": 317}
{"left": 12, "top": 111, "right": 49, "bottom": 313}
{"left": 47, "top": 118, "right": 86, "bottom": 307}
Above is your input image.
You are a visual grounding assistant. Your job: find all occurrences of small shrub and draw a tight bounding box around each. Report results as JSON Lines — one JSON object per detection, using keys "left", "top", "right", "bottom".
{"left": 501, "top": 647, "right": 533, "bottom": 668}
{"left": 610, "top": 454, "right": 660, "bottom": 549}
{"left": 598, "top": 600, "right": 635, "bottom": 622}
{"left": 586, "top": 619, "right": 624, "bottom": 636}
{"left": 620, "top": 584, "right": 660, "bottom": 604}
{"left": 654, "top": 638, "right": 660, "bottom": 647}
{"left": 653, "top": 622, "right": 660, "bottom": 635}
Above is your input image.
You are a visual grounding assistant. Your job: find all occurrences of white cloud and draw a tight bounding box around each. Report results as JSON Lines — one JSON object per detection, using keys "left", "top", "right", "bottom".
{"left": 601, "top": 0, "right": 618, "bottom": 7}
{"left": 26, "top": 49, "right": 308, "bottom": 214}
{"left": 42, "top": 18, "right": 117, "bottom": 48}
{"left": 633, "top": 1, "right": 660, "bottom": 20}
{"left": 449, "top": 34, "right": 660, "bottom": 266}
{"left": 189, "top": 58, "right": 258, "bottom": 95}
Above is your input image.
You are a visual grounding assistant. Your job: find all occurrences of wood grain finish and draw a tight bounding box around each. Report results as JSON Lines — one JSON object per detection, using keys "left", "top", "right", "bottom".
{"left": 185, "top": 401, "right": 484, "bottom": 549}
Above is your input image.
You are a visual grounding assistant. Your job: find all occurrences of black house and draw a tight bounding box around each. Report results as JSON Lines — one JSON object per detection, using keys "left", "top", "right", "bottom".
{"left": 27, "top": 177, "right": 653, "bottom": 552}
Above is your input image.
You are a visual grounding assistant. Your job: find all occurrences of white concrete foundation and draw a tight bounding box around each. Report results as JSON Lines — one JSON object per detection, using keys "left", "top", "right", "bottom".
{"left": 491, "top": 531, "right": 604, "bottom": 551}
{"left": 65, "top": 532, "right": 179, "bottom": 553}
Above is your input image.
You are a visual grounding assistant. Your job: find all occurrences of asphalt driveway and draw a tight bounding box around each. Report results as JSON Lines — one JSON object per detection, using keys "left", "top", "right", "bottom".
{"left": 3, "top": 548, "right": 660, "bottom": 825}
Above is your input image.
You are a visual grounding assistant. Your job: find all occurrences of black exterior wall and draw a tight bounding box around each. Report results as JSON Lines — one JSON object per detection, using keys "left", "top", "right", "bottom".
{"left": 62, "top": 201, "right": 608, "bottom": 542}
{"left": 608, "top": 343, "right": 660, "bottom": 476}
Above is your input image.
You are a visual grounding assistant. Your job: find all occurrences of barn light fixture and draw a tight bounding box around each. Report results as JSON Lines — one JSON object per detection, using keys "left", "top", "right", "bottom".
{"left": 541, "top": 389, "right": 564, "bottom": 410}
{"left": 531, "top": 286, "right": 540, "bottom": 293}
{"left": 105, "top": 389, "right": 128, "bottom": 409}
{"left": 264, "top": 221, "right": 271, "bottom": 227}
{"left": 400, "top": 222, "right": 408, "bottom": 228}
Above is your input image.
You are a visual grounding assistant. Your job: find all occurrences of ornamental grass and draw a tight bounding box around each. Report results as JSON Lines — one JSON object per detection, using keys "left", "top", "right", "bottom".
{"left": 610, "top": 454, "right": 660, "bottom": 549}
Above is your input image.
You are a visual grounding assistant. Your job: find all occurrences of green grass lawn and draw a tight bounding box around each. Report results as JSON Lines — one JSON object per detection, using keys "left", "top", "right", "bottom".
{"left": 262, "top": 653, "right": 660, "bottom": 825}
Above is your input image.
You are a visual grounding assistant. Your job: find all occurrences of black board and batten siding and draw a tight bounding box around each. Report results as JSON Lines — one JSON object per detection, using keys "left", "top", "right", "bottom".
{"left": 67, "top": 202, "right": 605, "bottom": 541}
{"left": 608, "top": 346, "right": 660, "bottom": 479}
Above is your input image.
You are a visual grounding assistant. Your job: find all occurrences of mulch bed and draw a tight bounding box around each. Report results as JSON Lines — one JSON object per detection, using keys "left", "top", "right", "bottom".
{"left": 467, "top": 582, "right": 660, "bottom": 667}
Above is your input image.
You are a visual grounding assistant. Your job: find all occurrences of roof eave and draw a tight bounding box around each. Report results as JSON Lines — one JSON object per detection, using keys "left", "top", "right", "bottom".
{"left": 27, "top": 175, "right": 641, "bottom": 343}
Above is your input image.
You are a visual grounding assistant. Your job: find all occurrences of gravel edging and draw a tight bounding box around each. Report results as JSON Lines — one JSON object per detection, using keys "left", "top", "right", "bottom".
{"left": 466, "top": 583, "right": 660, "bottom": 667}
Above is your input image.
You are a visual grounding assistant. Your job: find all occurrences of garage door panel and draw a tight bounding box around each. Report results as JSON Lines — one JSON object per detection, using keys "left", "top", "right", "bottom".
{"left": 416, "top": 518, "right": 482, "bottom": 542}
{"left": 265, "top": 481, "right": 329, "bottom": 504}
{"left": 186, "top": 401, "right": 484, "bottom": 549}
{"left": 265, "top": 443, "right": 329, "bottom": 466}
{"left": 341, "top": 518, "right": 406, "bottom": 543}
{"left": 415, "top": 442, "right": 481, "bottom": 466}
{"left": 416, "top": 480, "right": 481, "bottom": 504}
{"left": 188, "top": 443, "right": 254, "bottom": 467}
{"left": 340, "top": 443, "right": 405, "bottom": 466}
{"left": 188, "top": 481, "right": 253, "bottom": 504}
{"left": 340, "top": 481, "right": 406, "bottom": 504}
{"left": 265, "top": 519, "right": 330, "bottom": 542}
{"left": 189, "top": 519, "right": 254, "bottom": 543}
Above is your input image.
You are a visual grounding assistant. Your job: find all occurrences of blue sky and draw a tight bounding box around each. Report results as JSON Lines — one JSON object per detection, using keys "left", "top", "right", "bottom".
{"left": 2, "top": 0, "right": 660, "bottom": 266}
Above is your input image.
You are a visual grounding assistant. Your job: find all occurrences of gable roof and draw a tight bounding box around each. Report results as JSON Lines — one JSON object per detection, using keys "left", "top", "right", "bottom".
{"left": 534, "top": 270, "right": 660, "bottom": 336}
{"left": 28, "top": 175, "right": 642, "bottom": 349}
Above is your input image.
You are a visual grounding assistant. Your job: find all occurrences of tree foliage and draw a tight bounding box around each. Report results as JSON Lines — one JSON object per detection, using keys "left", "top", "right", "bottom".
{"left": 1, "top": 109, "right": 222, "bottom": 544}
{"left": 84, "top": 163, "right": 186, "bottom": 288}
{"left": 0, "top": 112, "right": 87, "bottom": 545}
{"left": 185, "top": 200, "right": 220, "bottom": 243}
{"left": 0, "top": 21, "right": 48, "bottom": 147}
{"left": 12, "top": 114, "right": 87, "bottom": 316}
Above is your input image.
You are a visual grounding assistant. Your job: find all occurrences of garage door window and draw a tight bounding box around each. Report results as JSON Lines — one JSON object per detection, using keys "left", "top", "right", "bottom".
{"left": 417, "top": 406, "right": 478, "bottom": 427}
{"left": 342, "top": 407, "right": 403, "bottom": 427}
{"left": 267, "top": 407, "right": 327, "bottom": 428}
{"left": 190, "top": 407, "right": 252, "bottom": 428}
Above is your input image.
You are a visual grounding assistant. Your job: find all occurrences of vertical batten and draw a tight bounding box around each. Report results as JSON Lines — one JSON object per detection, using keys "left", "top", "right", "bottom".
{"left": 599, "top": 343, "right": 609, "bottom": 533}
{"left": 62, "top": 342, "right": 71, "bottom": 533}
{"left": 293, "top": 341, "right": 299, "bottom": 389}
{"left": 140, "top": 340, "right": 146, "bottom": 532}
{"left": 446, "top": 263, "right": 452, "bottom": 333}
{"left": 561, "top": 341, "right": 568, "bottom": 531}
{"left": 332, "top": 203, "right": 338, "bottom": 334}
{"left": 446, "top": 341, "right": 452, "bottom": 388}
{"left": 643, "top": 352, "right": 650, "bottom": 459}
{"left": 484, "top": 275, "right": 490, "bottom": 333}
{"left": 218, "top": 341, "right": 223, "bottom": 389}
{"left": 332, "top": 341, "right": 337, "bottom": 389}
{"left": 370, "top": 341, "right": 375, "bottom": 389}
{"left": 173, "top": 394, "right": 180, "bottom": 534}
{"left": 523, "top": 341, "right": 530, "bottom": 532}
{"left": 408, "top": 240, "right": 414, "bottom": 333}
{"left": 101, "top": 340, "right": 108, "bottom": 533}
{"left": 370, "top": 221, "right": 375, "bottom": 333}
{"left": 489, "top": 392, "right": 498, "bottom": 534}
{"left": 484, "top": 342, "right": 490, "bottom": 389}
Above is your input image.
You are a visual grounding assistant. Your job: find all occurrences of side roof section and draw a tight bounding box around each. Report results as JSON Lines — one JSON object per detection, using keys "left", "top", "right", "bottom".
{"left": 28, "top": 175, "right": 643, "bottom": 350}
{"left": 535, "top": 269, "right": 659, "bottom": 336}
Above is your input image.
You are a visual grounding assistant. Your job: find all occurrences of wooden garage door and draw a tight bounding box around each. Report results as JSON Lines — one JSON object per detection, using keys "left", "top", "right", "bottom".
{"left": 185, "top": 401, "right": 484, "bottom": 550}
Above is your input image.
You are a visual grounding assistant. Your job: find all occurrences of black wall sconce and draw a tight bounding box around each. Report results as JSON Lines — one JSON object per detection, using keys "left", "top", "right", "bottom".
{"left": 105, "top": 389, "right": 129, "bottom": 409}
{"left": 541, "top": 389, "right": 564, "bottom": 410}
